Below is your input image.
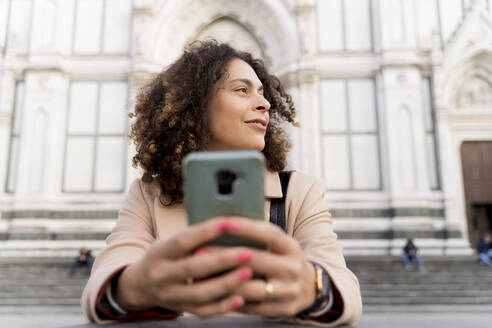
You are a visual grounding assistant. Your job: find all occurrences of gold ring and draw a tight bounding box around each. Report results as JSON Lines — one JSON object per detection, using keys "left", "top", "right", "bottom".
{"left": 264, "top": 282, "right": 274, "bottom": 302}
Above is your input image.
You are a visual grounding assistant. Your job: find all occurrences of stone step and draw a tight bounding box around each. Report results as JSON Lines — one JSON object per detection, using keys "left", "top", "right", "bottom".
{"left": 348, "top": 264, "right": 491, "bottom": 271}
{"left": 350, "top": 264, "right": 491, "bottom": 270}
{"left": 1, "top": 256, "right": 491, "bottom": 310}
{"left": 363, "top": 296, "right": 492, "bottom": 305}
{"left": 0, "top": 279, "right": 87, "bottom": 286}
{"left": 361, "top": 290, "right": 492, "bottom": 297}
{"left": 362, "top": 283, "right": 492, "bottom": 290}
{"left": 0, "top": 291, "right": 84, "bottom": 298}
{"left": 0, "top": 298, "right": 81, "bottom": 306}
{"left": 357, "top": 278, "right": 492, "bottom": 284}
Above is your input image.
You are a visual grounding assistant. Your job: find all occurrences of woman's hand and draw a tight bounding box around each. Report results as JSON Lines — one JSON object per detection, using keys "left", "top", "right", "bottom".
{"left": 210, "top": 217, "right": 317, "bottom": 317}
{"left": 113, "top": 217, "right": 254, "bottom": 316}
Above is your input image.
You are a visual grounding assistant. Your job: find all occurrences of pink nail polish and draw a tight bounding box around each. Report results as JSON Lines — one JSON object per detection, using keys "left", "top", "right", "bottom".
{"left": 225, "top": 220, "right": 240, "bottom": 231}
{"left": 217, "top": 221, "right": 229, "bottom": 233}
{"left": 231, "top": 298, "right": 244, "bottom": 309}
{"left": 236, "top": 250, "right": 251, "bottom": 263}
{"left": 195, "top": 248, "right": 209, "bottom": 255}
{"left": 238, "top": 267, "right": 253, "bottom": 281}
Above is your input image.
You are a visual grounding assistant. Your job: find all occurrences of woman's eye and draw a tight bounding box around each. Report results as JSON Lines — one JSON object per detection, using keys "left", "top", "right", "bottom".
{"left": 235, "top": 87, "right": 247, "bottom": 93}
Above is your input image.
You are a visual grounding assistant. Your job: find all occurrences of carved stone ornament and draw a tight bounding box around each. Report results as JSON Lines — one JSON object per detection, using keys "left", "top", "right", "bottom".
{"left": 151, "top": 0, "right": 292, "bottom": 70}
{"left": 457, "top": 76, "right": 492, "bottom": 108}
{"left": 194, "top": 17, "right": 264, "bottom": 60}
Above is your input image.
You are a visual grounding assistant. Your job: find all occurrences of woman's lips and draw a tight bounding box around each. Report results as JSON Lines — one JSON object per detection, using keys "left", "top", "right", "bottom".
{"left": 245, "top": 121, "right": 267, "bottom": 131}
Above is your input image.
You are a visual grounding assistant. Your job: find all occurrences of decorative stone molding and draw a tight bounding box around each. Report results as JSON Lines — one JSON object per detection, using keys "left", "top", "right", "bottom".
{"left": 436, "top": 1, "right": 492, "bottom": 109}
{"left": 457, "top": 75, "right": 492, "bottom": 108}
{"left": 0, "top": 112, "right": 12, "bottom": 125}
{"left": 134, "top": 0, "right": 154, "bottom": 10}
{"left": 143, "top": 0, "right": 299, "bottom": 72}
{"left": 194, "top": 16, "right": 265, "bottom": 61}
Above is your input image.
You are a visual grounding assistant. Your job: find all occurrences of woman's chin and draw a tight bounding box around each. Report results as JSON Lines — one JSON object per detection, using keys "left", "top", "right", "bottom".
{"left": 246, "top": 142, "right": 265, "bottom": 152}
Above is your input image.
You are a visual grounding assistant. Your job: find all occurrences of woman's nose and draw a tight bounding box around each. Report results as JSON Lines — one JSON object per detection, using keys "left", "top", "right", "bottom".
{"left": 255, "top": 96, "right": 270, "bottom": 112}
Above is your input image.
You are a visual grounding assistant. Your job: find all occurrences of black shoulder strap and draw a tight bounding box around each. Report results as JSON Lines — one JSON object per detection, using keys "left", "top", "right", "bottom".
{"left": 269, "top": 171, "right": 293, "bottom": 232}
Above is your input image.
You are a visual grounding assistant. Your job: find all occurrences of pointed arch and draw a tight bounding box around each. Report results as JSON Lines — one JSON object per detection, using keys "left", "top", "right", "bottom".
{"left": 192, "top": 16, "right": 265, "bottom": 62}
{"left": 441, "top": 49, "right": 492, "bottom": 108}
{"left": 455, "top": 66, "right": 492, "bottom": 108}
{"left": 146, "top": 0, "right": 300, "bottom": 72}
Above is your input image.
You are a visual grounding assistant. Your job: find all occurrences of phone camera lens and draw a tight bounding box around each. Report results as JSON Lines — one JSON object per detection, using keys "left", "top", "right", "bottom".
{"left": 217, "top": 170, "right": 237, "bottom": 195}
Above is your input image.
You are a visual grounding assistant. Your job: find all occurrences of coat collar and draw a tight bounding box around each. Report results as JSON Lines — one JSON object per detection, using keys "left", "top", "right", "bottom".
{"left": 265, "top": 169, "right": 282, "bottom": 199}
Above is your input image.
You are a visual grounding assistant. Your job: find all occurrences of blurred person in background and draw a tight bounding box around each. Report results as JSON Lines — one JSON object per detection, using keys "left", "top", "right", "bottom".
{"left": 402, "top": 239, "right": 424, "bottom": 271}
{"left": 69, "top": 247, "right": 94, "bottom": 277}
{"left": 81, "top": 41, "right": 362, "bottom": 327}
{"left": 476, "top": 233, "right": 492, "bottom": 268}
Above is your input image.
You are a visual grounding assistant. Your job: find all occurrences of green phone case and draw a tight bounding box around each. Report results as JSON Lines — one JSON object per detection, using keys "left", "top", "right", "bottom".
{"left": 182, "top": 150, "right": 265, "bottom": 249}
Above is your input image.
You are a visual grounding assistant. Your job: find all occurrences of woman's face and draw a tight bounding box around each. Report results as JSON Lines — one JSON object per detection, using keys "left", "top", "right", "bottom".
{"left": 205, "top": 58, "right": 270, "bottom": 151}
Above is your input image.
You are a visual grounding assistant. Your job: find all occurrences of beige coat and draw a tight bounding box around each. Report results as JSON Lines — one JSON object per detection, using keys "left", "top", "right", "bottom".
{"left": 81, "top": 170, "right": 362, "bottom": 326}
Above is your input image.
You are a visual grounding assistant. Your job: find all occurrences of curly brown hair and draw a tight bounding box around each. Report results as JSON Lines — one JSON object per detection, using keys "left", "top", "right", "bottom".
{"left": 128, "top": 40, "right": 298, "bottom": 205}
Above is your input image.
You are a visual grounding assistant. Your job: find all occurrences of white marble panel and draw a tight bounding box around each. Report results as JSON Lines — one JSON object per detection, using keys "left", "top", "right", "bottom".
{"left": 0, "top": 0, "right": 8, "bottom": 51}
{"left": 422, "top": 78, "right": 433, "bottom": 132}
{"left": 317, "top": 0, "right": 343, "bottom": 51}
{"left": 103, "top": 0, "right": 132, "bottom": 54}
{"left": 6, "top": 137, "right": 19, "bottom": 192}
{"left": 29, "top": 109, "right": 48, "bottom": 193}
{"left": 415, "top": 0, "right": 439, "bottom": 48}
{"left": 8, "top": 0, "right": 32, "bottom": 54}
{"left": 351, "top": 135, "right": 380, "bottom": 189}
{"left": 323, "top": 135, "right": 350, "bottom": 189}
{"left": 73, "top": 0, "right": 103, "bottom": 54}
{"left": 321, "top": 80, "right": 347, "bottom": 132}
{"left": 12, "top": 83, "right": 25, "bottom": 135}
{"left": 396, "top": 106, "right": 417, "bottom": 190}
{"left": 64, "top": 137, "right": 94, "bottom": 191}
{"left": 31, "top": 0, "right": 57, "bottom": 51}
{"left": 68, "top": 82, "right": 98, "bottom": 134}
{"left": 345, "top": 0, "right": 372, "bottom": 50}
{"left": 348, "top": 79, "right": 376, "bottom": 132}
{"left": 438, "top": 0, "right": 463, "bottom": 42}
{"left": 94, "top": 137, "right": 125, "bottom": 191}
{"left": 98, "top": 81, "right": 128, "bottom": 134}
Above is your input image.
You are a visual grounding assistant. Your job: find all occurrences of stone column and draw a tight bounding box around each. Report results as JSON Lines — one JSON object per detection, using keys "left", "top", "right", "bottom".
{"left": 434, "top": 106, "right": 470, "bottom": 254}
{"left": 125, "top": 71, "right": 156, "bottom": 191}
{"left": 295, "top": 71, "right": 322, "bottom": 178}
{"left": 293, "top": 0, "right": 322, "bottom": 178}
{"left": 379, "top": 0, "right": 448, "bottom": 254}
{"left": 284, "top": 78, "right": 302, "bottom": 172}
{"left": 15, "top": 71, "right": 69, "bottom": 201}
{"left": 0, "top": 69, "right": 16, "bottom": 197}
{"left": 381, "top": 69, "right": 430, "bottom": 200}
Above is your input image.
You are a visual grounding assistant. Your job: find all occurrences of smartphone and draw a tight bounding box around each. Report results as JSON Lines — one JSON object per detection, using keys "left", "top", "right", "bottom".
{"left": 182, "top": 150, "right": 266, "bottom": 249}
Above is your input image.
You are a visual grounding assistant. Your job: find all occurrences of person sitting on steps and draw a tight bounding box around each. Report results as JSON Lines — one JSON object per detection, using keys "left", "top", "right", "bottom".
{"left": 402, "top": 239, "right": 424, "bottom": 271}
{"left": 69, "top": 247, "right": 94, "bottom": 277}
{"left": 476, "top": 233, "right": 492, "bottom": 268}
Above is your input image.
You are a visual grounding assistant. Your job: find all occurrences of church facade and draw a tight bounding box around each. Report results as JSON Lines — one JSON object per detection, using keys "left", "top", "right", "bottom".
{"left": 0, "top": 0, "right": 491, "bottom": 257}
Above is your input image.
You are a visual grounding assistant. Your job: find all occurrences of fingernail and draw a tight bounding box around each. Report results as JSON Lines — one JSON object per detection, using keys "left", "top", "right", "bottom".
{"left": 238, "top": 267, "right": 253, "bottom": 281}
{"left": 194, "top": 248, "right": 209, "bottom": 255}
{"left": 236, "top": 250, "right": 252, "bottom": 263}
{"left": 217, "top": 221, "right": 229, "bottom": 233}
{"left": 225, "top": 220, "right": 240, "bottom": 231}
{"left": 231, "top": 298, "right": 244, "bottom": 309}
{"left": 217, "top": 219, "right": 240, "bottom": 233}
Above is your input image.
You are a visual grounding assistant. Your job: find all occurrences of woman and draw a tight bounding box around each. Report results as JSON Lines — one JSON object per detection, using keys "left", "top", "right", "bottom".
{"left": 82, "top": 41, "right": 362, "bottom": 326}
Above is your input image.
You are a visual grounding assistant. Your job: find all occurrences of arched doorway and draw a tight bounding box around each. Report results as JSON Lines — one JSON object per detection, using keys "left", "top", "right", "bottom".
{"left": 461, "top": 141, "right": 492, "bottom": 246}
